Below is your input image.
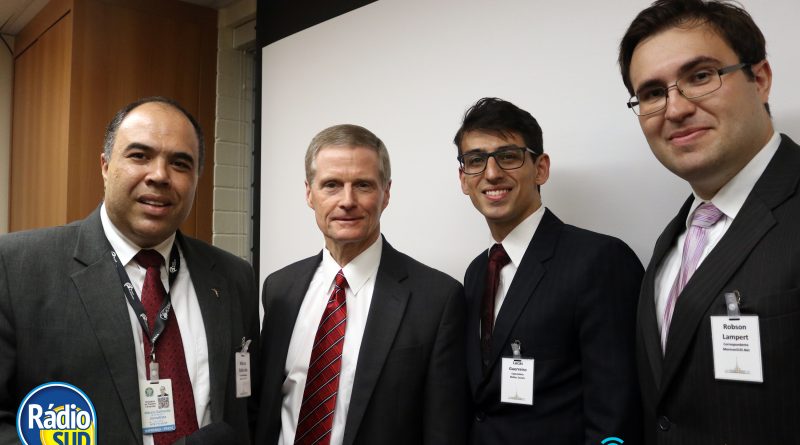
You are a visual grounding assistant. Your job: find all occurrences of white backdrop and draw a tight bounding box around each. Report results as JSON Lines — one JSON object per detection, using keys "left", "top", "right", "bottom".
{"left": 259, "top": 0, "right": 800, "bottom": 286}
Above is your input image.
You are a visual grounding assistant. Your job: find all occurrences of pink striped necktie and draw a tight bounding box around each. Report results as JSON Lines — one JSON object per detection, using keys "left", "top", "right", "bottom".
{"left": 661, "top": 202, "right": 724, "bottom": 353}
{"left": 294, "top": 270, "right": 348, "bottom": 445}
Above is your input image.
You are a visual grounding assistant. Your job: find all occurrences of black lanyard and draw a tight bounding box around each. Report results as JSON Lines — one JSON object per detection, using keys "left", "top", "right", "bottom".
{"left": 111, "top": 244, "right": 180, "bottom": 362}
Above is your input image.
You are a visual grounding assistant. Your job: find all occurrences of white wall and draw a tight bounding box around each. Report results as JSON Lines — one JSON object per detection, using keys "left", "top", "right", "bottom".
{"left": 259, "top": 0, "right": 800, "bottom": 284}
{"left": 0, "top": 35, "right": 12, "bottom": 235}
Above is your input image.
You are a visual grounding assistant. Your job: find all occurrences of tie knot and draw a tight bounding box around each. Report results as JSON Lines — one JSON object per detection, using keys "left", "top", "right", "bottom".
{"left": 691, "top": 203, "right": 724, "bottom": 228}
{"left": 334, "top": 269, "right": 348, "bottom": 290}
{"left": 489, "top": 244, "right": 511, "bottom": 268}
{"left": 135, "top": 249, "right": 164, "bottom": 269}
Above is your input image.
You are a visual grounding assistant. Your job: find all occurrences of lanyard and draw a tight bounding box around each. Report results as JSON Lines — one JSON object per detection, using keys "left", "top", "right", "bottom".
{"left": 111, "top": 244, "right": 180, "bottom": 364}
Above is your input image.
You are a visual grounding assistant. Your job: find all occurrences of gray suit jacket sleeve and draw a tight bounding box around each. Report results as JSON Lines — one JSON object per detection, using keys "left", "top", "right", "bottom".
{"left": 0, "top": 242, "right": 18, "bottom": 443}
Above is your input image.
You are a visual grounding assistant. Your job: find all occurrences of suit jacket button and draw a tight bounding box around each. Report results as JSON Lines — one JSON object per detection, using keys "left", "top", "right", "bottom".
{"left": 475, "top": 411, "right": 486, "bottom": 422}
{"left": 658, "top": 416, "right": 671, "bottom": 431}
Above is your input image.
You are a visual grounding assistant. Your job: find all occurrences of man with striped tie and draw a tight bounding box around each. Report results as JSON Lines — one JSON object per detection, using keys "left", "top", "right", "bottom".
{"left": 255, "top": 124, "right": 467, "bottom": 445}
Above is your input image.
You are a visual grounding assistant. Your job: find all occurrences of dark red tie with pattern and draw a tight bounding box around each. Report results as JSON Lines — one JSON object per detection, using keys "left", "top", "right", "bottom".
{"left": 481, "top": 243, "right": 510, "bottom": 373}
{"left": 136, "top": 249, "right": 199, "bottom": 445}
{"left": 294, "top": 269, "right": 348, "bottom": 445}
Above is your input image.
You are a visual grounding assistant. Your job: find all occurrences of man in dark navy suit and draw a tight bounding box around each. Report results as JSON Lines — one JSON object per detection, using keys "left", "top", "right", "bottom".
{"left": 455, "top": 97, "right": 643, "bottom": 444}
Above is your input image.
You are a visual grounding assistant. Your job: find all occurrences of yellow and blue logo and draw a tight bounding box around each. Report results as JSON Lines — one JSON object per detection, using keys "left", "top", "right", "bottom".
{"left": 16, "top": 382, "right": 96, "bottom": 445}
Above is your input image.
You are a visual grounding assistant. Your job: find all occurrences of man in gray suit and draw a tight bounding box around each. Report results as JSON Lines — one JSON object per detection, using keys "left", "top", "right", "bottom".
{"left": 619, "top": 0, "right": 800, "bottom": 443}
{"left": 255, "top": 124, "right": 467, "bottom": 445}
{"left": 0, "top": 97, "right": 259, "bottom": 444}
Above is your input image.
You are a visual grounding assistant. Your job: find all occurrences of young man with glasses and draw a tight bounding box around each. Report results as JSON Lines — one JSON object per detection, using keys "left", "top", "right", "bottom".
{"left": 619, "top": 1, "right": 799, "bottom": 443}
{"left": 454, "top": 97, "right": 643, "bottom": 444}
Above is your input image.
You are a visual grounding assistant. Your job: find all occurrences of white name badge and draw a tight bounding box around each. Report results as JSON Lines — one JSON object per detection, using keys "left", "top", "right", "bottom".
{"left": 710, "top": 315, "right": 763, "bottom": 383}
{"left": 501, "top": 357, "right": 534, "bottom": 405}
{"left": 139, "top": 379, "right": 177, "bottom": 434}
{"left": 235, "top": 352, "right": 251, "bottom": 398}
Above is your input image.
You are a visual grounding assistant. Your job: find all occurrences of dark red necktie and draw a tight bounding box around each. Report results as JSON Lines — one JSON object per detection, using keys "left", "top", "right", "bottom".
{"left": 481, "top": 244, "right": 510, "bottom": 373}
{"left": 294, "top": 270, "right": 348, "bottom": 445}
{"left": 136, "top": 249, "right": 199, "bottom": 445}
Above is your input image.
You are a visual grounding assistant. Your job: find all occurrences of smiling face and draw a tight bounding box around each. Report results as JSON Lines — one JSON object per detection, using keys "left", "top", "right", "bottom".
{"left": 629, "top": 24, "right": 773, "bottom": 199}
{"left": 101, "top": 102, "right": 200, "bottom": 248}
{"left": 306, "top": 145, "right": 390, "bottom": 265}
{"left": 459, "top": 130, "right": 549, "bottom": 241}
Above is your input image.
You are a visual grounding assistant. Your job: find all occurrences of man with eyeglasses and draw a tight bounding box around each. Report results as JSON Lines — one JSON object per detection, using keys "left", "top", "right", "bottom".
{"left": 619, "top": 1, "right": 800, "bottom": 443}
{"left": 454, "top": 97, "right": 643, "bottom": 444}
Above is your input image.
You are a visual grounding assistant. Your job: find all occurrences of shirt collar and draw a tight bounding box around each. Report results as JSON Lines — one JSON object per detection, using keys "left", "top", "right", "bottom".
{"left": 688, "top": 131, "right": 780, "bottom": 225}
{"left": 100, "top": 203, "right": 176, "bottom": 266}
{"left": 320, "top": 235, "right": 383, "bottom": 295}
{"left": 488, "top": 205, "right": 546, "bottom": 267}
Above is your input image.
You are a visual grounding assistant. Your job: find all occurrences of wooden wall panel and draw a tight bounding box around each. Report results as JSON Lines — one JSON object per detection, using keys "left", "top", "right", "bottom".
{"left": 10, "top": 12, "right": 72, "bottom": 231}
{"left": 10, "top": 0, "right": 217, "bottom": 243}
{"left": 65, "top": 0, "right": 217, "bottom": 240}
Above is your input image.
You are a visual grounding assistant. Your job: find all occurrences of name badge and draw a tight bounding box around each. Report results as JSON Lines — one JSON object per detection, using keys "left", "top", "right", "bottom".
{"left": 235, "top": 337, "right": 252, "bottom": 398}
{"left": 710, "top": 315, "right": 763, "bottom": 383}
{"left": 235, "top": 352, "right": 251, "bottom": 398}
{"left": 139, "top": 379, "right": 177, "bottom": 434}
{"left": 500, "top": 341, "right": 533, "bottom": 405}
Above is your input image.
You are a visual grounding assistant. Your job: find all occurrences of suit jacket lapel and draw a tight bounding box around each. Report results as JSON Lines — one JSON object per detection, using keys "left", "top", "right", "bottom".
{"left": 640, "top": 196, "right": 693, "bottom": 388}
{"left": 259, "top": 252, "right": 320, "bottom": 442}
{"left": 267, "top": 253, "right": 321, "bottom": 378}
{"left": 343, "top": 238, "right": 410, "bottom": 445}
{"left": 484, "top": 209, "right": 560, "bottom": 378}
{"left": 464, "top": 252, "right": 487, "bottom": 395}
{"left": 660, "top": 135, "right": 800, "bottom": 397}
{"left": 178, "top": 233, "right": 230, "bottom": 422}
{"left": 71, "top": 208, "right": 142, "bottom": 442}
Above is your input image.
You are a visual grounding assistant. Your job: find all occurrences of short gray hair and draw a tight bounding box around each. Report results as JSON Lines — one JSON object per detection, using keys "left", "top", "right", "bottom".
{"left": 305, "top": 124, "right": 391, "bottom": 187}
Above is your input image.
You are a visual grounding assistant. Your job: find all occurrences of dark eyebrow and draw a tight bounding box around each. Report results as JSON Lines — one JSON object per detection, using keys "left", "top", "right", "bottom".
{"left": 462, "top": 145, "right": 521, "bottom": 155}
{"left": 634, "top": 56, "right": 723, "bottom": 93}
{"left": 676, "top": 56, "right": 722, "bottom": 77}
{"left": 124, "top": 142, "right": 154, "bottom": 152}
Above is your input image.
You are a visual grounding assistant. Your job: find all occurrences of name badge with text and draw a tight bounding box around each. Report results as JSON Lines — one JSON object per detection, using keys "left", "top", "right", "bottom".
{"left": 710, "top": 315, "right": 763, "bottom": 383}
{"left": 501, "top": 341, "right": 534, "bottom": 406}
{"left": 236, "top": 337, "right": 252, "bottom": 398}
{"left": 139, "top": 379, "right": 177, "bottom": 434}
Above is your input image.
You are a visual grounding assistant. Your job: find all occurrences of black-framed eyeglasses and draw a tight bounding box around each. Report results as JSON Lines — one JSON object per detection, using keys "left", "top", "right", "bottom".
{"left": 627, "top": 62, "right": 750, "bottom": 116}
{"left": 457, "top": 146, "right": 539, "bottom": 175}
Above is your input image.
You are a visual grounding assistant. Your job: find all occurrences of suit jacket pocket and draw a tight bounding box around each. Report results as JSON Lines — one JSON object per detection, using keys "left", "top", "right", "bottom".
{"left": 740, "top": 286, "right": 800, "bottom": 319}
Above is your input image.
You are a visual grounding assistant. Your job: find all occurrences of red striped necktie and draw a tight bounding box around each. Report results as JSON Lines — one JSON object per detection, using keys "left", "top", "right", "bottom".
{"left": 294, "top": 269, "right": 348, "bottom": 445}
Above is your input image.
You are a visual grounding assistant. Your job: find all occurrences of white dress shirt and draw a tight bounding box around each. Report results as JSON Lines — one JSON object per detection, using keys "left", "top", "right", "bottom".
{"left": 654, "top": 132, "right": 780, "bottom": 330}
{"left": 489, "top": 205, "right": 546, "bottom": 321}
{"left": 101, "top": 204, "right": 211, "bottom": 444}
{"left": 279, "top": 236, "right": 383, "bottom": 445}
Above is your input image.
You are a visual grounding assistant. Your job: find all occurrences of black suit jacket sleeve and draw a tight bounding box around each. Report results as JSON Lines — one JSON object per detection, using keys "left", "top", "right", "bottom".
{"left": 423, "top": 281, "right": 467, "bottom": 444}
{"left": 575, "top": 238, "right": 644, "bottom": 442}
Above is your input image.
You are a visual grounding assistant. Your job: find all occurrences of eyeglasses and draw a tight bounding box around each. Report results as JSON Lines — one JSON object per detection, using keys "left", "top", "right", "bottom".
{"left": 627, "top": 62, "right": 750, "bottom": 116}
{"left": 457, "top": 146, "right": 539, "bottom": 175}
